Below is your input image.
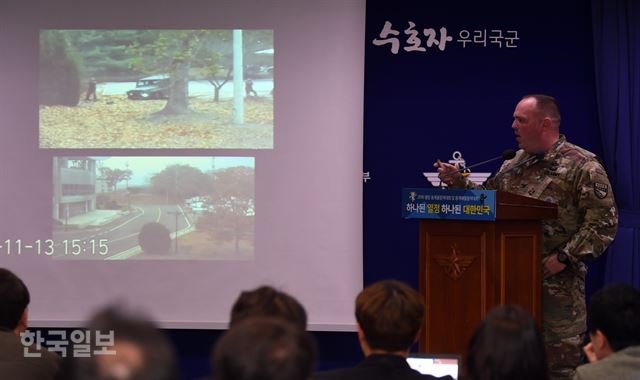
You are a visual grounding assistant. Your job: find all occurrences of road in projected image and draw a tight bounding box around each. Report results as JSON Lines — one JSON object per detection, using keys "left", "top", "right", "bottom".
{"left": 51, "top": 156, "right": 255, "bottom": 260}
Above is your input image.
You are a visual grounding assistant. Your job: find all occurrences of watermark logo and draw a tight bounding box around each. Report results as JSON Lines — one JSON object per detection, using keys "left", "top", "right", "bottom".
{"left": 21, "top": 329, "right": 116, "bottom": 357}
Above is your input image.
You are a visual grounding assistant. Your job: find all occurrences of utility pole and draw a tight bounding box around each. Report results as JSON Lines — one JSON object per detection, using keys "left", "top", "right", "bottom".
{"left": 233, "top": 29, "right": 244, "bottom": 124}
{"left": 168, "top": 210, "right": 180, "bottom": 255}
{"left": 125, "top": 161, "right": 130, "bottom": 209}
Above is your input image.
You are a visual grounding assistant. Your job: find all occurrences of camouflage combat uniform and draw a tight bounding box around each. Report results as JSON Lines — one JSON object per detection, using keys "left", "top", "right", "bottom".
{"left": 451, "top": 135, "right": 618, "bottom": 380}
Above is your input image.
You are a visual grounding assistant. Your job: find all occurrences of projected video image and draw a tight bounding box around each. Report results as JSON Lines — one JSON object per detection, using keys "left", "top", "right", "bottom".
{"left": 52, "top": 156, "right": 255, "bottom": 260}
{"left": 39, "top": 30, "right": 274, "bottom": 149}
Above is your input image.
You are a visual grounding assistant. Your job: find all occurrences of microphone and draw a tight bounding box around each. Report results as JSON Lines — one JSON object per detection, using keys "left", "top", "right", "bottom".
{"left": 458, "top": 149, "right": 516, "bottom": 173}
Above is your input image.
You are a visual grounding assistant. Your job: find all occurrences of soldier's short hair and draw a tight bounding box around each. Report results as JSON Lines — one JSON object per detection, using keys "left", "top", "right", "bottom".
{"left": 0, "top": 268, "right": 30, "bottom": 330}
{"left": 466, "top": 305, "right": 549, "bottom": 380}
{"left": 230, "top": 286, "right": 307, "bottom": 329}
{"left": 214, "top": 317, "right": 317, "bottom": 380}
{"left": 588, "top": 283, "right": 640, "bottom": 351}
{"left": 522, "top": 94, "right": 561, "bottom": 124}
{"left": 355, "top": 280, "right": 424, "bottom": 352}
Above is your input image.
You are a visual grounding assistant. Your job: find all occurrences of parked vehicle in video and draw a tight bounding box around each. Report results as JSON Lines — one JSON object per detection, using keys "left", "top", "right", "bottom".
{"left": 126, "top": 75, "right": 171, "bottom": 100}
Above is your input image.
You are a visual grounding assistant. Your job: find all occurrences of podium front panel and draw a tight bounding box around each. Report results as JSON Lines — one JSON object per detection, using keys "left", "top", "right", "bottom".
{"left": 419, "top": 219, "right": 542, "bottom": 356}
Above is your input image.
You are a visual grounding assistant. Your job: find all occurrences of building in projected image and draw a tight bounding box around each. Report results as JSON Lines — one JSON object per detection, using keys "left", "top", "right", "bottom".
{"left": 52, "top": 157, "right": 97, "bottom": 223}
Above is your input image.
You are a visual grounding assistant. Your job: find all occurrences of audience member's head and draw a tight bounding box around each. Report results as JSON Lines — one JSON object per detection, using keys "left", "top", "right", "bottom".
{"left": 229, "top": 286, "right": 307, "bottom": 329}
{"left": 586, "top": 283, "right": 640, "bottom": 360}
{"left": 138, "top": 222, "right": 172, "bottom": 255}
{"left": 0, "top": 267, "right": 30, "bottom": 334}
{"left": 61, "top": 306, "right": 181, "bottom": 380}
{"left": 355, "top": 280, "right": 424, "bottom": 355}
{"left": 214, "top": 317, "right": 316, "bottom": 380}
{"left": 465, "top": 304, "right": 548, "bottom": 380}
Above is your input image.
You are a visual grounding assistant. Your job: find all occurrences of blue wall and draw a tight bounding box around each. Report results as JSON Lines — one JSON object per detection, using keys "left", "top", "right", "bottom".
{"left": 364, "top": 0, "right": 604, "bottom": 292}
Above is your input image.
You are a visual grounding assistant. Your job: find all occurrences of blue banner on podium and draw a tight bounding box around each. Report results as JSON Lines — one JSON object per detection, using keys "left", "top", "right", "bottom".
{"left": 402, "top": 188, "right": 497, "bottom": 221}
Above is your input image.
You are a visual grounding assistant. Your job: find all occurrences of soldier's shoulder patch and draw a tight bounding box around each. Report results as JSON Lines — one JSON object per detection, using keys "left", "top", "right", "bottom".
{"left": 594, "top": 182, "right": 608, "bottom": 199}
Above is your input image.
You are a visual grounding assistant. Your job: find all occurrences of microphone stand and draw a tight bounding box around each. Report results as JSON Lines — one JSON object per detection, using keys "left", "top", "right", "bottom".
{"left": 491, "top": 153, "right": 544, "bottom": 183}
{"left": 458, "top": 155, "right": 506, "bottom": 173}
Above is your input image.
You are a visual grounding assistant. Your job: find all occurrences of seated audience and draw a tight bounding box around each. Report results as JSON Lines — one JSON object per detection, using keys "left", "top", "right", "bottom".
{"left": 0, "top": 267, "right": 61, "bottom": 380}
{"left": 229, "top": 285, "right": 307, "bottom": 329}
{"left": 574, "top": 283, "right": 640, "bottom": 380}
{"left": 58, "top": 306, "right": 181, "bottom": 380}
{"left": 464, "top": 304, "right": 548, "bottom": 380}
{"left": 197, "top": 286, "right": 308, "bottom": 380}
{"left": 316, "top": 279, "right": 453, "bottom": 380}
{"left": 213, "top": 317, "right": 316, "bottom": 380}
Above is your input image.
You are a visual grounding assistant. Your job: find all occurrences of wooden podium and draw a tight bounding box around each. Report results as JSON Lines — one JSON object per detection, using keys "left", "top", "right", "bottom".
{"left": 417, "top": 191, "right": 557, "bottom": 355}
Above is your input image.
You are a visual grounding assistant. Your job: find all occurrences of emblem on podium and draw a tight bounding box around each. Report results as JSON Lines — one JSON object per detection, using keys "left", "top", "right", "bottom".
{"left": 433, "top": 243, "right": 476, "bottom": 280}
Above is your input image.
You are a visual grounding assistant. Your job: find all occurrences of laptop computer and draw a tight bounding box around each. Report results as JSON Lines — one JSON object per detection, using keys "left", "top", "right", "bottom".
{"left": 406, "top": 353, "right": 461, "bottom": 379}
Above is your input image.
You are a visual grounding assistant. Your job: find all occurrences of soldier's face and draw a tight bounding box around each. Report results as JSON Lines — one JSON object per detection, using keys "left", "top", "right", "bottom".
{"left": 512, "top": 98, "right": 545, "bottom": 154}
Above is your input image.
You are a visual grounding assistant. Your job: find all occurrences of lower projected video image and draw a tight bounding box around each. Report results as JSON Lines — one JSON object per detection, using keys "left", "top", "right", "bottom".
{"left": 51, "top": 156, "right": 255, "bottom": 260}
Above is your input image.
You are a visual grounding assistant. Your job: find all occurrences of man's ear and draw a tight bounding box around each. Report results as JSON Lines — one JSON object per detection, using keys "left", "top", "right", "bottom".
{"left": 592, "top": 330, "right": 607, "bottom": 349}
{"left": 15, "top": 307, "right": 28, "bottom": 335}
{"left": 356, "top": 324, "right": 371, "bottom": 356}
{"left": 592, "top": 329, "right": 614, "bottom": 360}
{"left": 356, "top": 324, "right": 366, "bottom": 344}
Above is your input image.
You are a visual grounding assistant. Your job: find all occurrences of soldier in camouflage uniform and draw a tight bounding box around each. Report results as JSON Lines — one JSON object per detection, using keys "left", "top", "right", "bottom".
{"left": 434, "top": 94, "right": 618, "bottom": 380}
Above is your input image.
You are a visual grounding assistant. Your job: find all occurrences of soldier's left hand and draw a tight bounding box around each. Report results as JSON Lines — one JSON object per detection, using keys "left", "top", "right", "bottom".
{"left": 543, "top": 254, "right": 567, "bottom": 279}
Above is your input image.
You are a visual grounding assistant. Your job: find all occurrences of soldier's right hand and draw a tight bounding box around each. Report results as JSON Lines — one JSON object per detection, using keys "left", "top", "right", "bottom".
{"left": 433, "top": 160, "right": 462, "bottom": 185}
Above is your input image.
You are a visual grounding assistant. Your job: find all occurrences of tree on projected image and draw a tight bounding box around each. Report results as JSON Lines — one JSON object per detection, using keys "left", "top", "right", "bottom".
{"left": 39, "top": 30, "right": 81, "bottom": 106}
{"left": 98, "top": 167, "right": 132, "bottom": 192}
{"left": 197, "top": 166, "right": 255, "bottom": 255}
{"left": 150, "top": 164, "right": 211, "bottom": 202}
{"left": 129, "top": 30, "right": 206, "bottom": 114}
{"left": 144, "top": 164, "right": 255, "bottom": 258}
{"left": 196, "top": 30, "right": 274, "bottom": 102}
